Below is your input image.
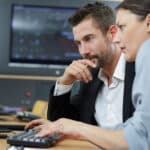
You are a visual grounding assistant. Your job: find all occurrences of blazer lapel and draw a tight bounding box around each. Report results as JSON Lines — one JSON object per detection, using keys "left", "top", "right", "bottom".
{"left": 80, "top": 72, "right": 104, "bottom": 124}
{"left": 123, "top": 62, "right": 135, "bottom": 122}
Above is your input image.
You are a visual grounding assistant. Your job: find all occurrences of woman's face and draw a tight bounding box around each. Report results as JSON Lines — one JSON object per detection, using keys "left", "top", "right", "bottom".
{"left": 114, "top": 9, "right": 149, "bottom": 62}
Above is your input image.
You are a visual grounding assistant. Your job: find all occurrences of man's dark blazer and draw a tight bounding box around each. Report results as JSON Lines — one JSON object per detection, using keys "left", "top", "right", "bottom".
{"left": 47, "top": 62, "right": 135, "bottom": 125}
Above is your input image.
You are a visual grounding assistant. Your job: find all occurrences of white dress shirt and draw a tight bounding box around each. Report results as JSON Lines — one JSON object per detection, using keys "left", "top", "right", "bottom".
{"left": 94, "top": 54, "right": 125, "bottom": 129}
{"left": 54, "top": 54, "right": 125, "bottom": 129}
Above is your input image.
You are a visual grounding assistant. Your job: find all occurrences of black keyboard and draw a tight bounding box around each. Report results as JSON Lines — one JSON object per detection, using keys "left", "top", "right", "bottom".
{"left": 7, "top": 129, "right": 61, "bottom": 148}
{"left": 0, "top": 124, "right": 25, "bottom": 130}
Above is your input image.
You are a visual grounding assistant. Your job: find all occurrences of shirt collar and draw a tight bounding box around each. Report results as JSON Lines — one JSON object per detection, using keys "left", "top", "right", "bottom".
{"left": 98, "top": 53, "right": 125, "bottom": 82}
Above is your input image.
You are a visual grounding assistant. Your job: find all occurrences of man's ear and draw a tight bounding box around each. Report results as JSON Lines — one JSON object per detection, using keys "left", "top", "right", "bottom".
{"left": 107, "top": 25, "right": 118, "bottom": 40}
{"left": 146, "top": 14, "right": 150, "bottom": 32}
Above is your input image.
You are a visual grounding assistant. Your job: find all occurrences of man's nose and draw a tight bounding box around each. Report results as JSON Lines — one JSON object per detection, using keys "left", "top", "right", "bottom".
{"left": 79, "top": 43, "right": 90, "bottom": 56}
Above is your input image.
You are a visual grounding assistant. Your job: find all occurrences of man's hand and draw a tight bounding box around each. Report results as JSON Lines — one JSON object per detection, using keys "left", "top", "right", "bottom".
{"left": 58, "top": 59, "right": 96, "bottom": 85}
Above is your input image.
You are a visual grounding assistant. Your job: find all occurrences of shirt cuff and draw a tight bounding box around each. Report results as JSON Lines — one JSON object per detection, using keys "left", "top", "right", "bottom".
{"left": 54, "top": 80, "right": 73, "bottom": 96}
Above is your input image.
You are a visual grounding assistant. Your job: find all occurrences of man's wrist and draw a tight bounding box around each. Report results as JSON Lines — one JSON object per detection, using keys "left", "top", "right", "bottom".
{"left": 57, "top": 77, "right": 74, "bottom": 85}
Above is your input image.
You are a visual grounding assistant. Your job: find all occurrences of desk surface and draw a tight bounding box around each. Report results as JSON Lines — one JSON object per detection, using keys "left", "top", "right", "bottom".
{"left": 0, "top": 115, "right": 99, "bottom": 150}
{"left": 0, "top": 115, "right": 27, "bottom": 124}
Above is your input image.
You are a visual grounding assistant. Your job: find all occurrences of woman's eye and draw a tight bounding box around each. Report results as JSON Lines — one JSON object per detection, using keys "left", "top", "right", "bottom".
{"left": 119, "top": 25, "right": 125, "bottom": 31}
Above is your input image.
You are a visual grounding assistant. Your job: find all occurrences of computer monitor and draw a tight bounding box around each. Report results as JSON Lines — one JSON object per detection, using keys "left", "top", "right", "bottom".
{"left": 9, "top": 4, "right": 81, "bottom": 71}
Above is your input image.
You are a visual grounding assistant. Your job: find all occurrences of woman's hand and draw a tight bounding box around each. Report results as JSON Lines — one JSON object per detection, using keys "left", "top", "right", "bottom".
{"left": 25, "top": 118, "right": 84, "bottom": 140}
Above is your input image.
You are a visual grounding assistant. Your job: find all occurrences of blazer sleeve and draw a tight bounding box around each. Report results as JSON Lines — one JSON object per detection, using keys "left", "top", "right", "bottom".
{"left": 47, "top": 68, "right": 100, "bottom": 122}
{"left": 47, "top": 84, "right": 81, "bottom": 121}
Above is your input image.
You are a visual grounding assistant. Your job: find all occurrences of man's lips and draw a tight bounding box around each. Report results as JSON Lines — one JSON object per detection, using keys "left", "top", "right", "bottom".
{"left": 90, "top": 58, "right": 97, "bottom": 64}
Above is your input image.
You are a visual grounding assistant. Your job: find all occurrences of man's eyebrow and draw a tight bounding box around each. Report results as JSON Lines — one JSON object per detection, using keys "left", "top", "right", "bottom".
{"left": 74, "top": 34, "right": 94, "bottom": 43}
{"left": 83, "top": 34, "right": 94, "bottom": 39}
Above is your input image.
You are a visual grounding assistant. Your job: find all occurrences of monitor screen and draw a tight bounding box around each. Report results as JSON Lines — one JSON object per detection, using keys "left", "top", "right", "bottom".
{"left": 9, "top": 4, "right": 80, "bottom": 68}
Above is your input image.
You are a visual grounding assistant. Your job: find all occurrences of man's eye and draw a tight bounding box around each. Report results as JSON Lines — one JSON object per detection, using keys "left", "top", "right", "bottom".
{"left": 74, "top": 41, "right": 80, "bottom": 47}
{"left": 85, "top": 35, "right": 94, "bottom": 41}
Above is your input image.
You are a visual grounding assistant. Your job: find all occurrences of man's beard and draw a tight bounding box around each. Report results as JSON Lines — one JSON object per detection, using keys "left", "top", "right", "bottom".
{"left": 84, "top": 54, "right": 103, "bottom": 69}
{"left": 84, "top": 52, "right": 114, "bottom": 69}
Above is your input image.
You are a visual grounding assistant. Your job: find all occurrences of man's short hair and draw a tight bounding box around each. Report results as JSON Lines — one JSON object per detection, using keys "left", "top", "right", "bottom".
{"left": 68, "top": 2, "right": 115, "bottom": 34}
